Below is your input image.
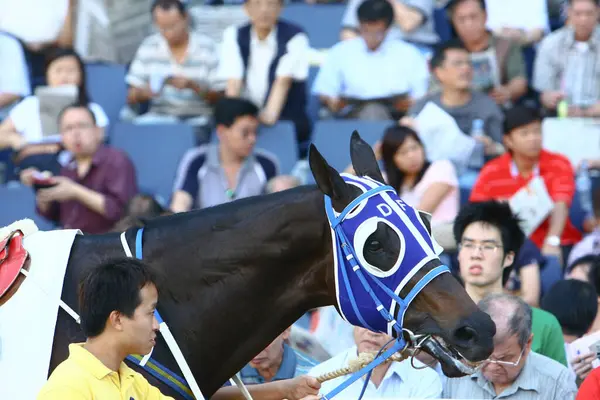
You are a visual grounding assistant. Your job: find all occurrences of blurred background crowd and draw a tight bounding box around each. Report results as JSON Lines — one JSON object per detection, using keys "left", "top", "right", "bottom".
{"left": 4, "top": 0, "right": 600, "bottom": 397}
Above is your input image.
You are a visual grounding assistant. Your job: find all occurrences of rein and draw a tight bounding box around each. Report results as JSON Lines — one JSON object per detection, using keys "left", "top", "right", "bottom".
{"left": 322, "top": 176, "right": 450, "bottom": 399}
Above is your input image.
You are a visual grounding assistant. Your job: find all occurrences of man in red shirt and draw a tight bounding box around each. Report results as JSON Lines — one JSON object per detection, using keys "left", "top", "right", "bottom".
{"left": 469, "top": 105, "right": 581, "bottom": 265}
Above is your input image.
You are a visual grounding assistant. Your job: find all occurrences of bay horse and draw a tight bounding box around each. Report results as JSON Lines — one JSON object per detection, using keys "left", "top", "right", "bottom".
{"left": 43, "top": 133, "right": 494, "bottom": 398}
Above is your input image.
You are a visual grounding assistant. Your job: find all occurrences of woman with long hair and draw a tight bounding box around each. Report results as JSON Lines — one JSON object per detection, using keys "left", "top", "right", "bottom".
{"left": 0, "top": 48, "right": 108, "bottom": 176}
{"left": 380, "top": 124, "right": 459, "bottom": 224}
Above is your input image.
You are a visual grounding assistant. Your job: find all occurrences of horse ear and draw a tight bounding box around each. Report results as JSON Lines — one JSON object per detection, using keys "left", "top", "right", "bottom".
{"left": 418, "top": 210, "right": 445, "bottom": 255}
{"left": 308, "top": 143, "right": 353, "bottom": 211}
{"left": 350, "top": 130, "right": 385, "bottom": 183}
{"left": 418, "top": 211, "right": 432, "bottom": 235}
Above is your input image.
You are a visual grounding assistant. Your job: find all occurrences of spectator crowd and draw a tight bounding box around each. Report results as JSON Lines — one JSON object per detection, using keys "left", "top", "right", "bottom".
{"left": 6, "top": 0, "right": 600, "bottom": 398}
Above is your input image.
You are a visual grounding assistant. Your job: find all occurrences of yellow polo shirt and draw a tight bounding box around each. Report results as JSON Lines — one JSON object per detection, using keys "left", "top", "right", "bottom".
{"left": 37, "top": 343, "right": 174, "bottom": 399}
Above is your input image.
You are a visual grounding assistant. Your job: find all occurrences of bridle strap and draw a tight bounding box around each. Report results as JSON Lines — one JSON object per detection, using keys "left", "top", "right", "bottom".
{"left": 327, "top": 185, "right": 396, "bottom": 229}
{"left": 323, "top": 181, "right": 451, "bottom": 400}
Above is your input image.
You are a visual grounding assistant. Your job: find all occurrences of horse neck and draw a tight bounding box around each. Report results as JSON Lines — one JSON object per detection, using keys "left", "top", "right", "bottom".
{"left": 142, "top": 186, "right": 336, "bottom": 394}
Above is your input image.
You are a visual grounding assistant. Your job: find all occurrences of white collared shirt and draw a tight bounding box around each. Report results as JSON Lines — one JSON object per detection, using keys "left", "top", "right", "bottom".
{"left": 312, "top": 36, "right": 429, "bottom": 100}
{"left": 217, "top": 25, "right": 310, "bottom": 107}
{"left": 126, "top": 31, "right": 222, "bottom": 117}
{"left": 309, "top": 346, "right": 442, "bottom": 398}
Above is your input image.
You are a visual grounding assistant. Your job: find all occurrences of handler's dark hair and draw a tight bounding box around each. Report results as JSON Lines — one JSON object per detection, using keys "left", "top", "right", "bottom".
{"left": 78, "top": 258, "right": 158, "bottom": 337}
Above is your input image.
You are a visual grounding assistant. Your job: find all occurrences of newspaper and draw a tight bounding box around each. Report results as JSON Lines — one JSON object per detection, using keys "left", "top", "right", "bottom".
{"left": 35, "top": 85, "right": 78, "bottom": 141}
{"left": 567, "top": 330, "right": 600, "bottom": 369}
{"left": 470, "top": 49, "right": 500, "bottom": 92}
{"left": 414, "top": 101, "right": 477, "bottom": 173}
{"left": 508, "top": 176, "right": 554, "bottom": 237}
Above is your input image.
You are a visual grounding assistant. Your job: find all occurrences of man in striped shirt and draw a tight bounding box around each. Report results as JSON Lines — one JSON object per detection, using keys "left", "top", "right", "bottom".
{"left": 125, "top": 0, "right": 223, "bottom": 127}
{"left": 470, "top": 105, "right": 581, "bottom": 264}
{"left": 534, "top": 0, "right": 600, "bottom": 117}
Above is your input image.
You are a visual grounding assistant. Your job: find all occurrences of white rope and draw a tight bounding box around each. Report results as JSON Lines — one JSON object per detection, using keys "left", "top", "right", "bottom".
{"left": 18, "top": 268, "right": 80, "bottom": 324}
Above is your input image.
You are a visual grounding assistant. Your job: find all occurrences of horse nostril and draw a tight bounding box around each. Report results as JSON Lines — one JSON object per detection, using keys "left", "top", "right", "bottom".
{"left": 453, "top": 325, "right": 479, "bottom": 345}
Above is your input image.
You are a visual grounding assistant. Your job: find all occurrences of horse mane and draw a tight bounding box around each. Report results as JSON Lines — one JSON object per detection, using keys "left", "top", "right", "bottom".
{"left": 0, "top": 219, "right": 39, "bottom": 241}
{"left": 145, "top": 184, "right": 320, "bottom": 233}
{"left": 136, "top": 185, "right": 324, "bottom": 297}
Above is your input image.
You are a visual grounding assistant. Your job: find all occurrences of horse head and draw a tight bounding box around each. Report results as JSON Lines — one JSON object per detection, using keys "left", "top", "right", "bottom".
{"left": 308, "top": 131, "right": 495, "bottom": 377}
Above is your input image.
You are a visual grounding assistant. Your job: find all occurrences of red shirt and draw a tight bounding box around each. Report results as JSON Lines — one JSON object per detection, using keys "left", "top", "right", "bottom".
{"left": 469, "top": 150, "right": 581, "bottom": 248}
{"left": 37, "top": 146, "right": 138, "bottom": 234}
{"left": 577, "top": 366, "right": 600, "bottom": 399}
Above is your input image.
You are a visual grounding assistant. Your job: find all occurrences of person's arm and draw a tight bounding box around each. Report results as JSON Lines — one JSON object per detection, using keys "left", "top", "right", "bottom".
{"left": 261, "top": 78, "right": 292, "bottom": 125}
{"left": 94, "top": 155, "right": 138, "bottom": 223}
{"left": 391, "top": 0, "right": 432, "bottom": 33}
{"left": 211, "top": 376, "right": 320, "bottom": 400}
{"left": 170, "top": 150, "right": 202, "bottom": 213}
{"left": 0, "top": 118, "right": 24, "bottom": 150}
{"left": 69, "top": 183, "right": 106, "bottom": 216}
{"left": 518, "top": 262, "right": 541, "bottom": 307}
{"left": 0, "top": 93, "right": 21, "bottom": 109}
{"left": 170, "top": 191, "right": 193, "bottom": 213}
{"left": 125, "top": 39, "right": 156, "bottom": 105}
{"left": 55, "top": 0, "right": 75, "bottom": 48}
{"left": 505, "top": 76, "right": 528, "bottom": 102}
{"left": 502, "top": 43, "right": 529, "bottom": 101}
{"left": 261, "top": 32, "right": 310, "bottom": 124}
{"left": 36, "top": 195, "right": 61, "bottom": 222}
{"left": 417, "top": 183, "right": 454, "bottom": 214}
{"left": 542, "top": 201, "right": 569, "bottom": 258}
{"left": 543, "top": 158, "right": 576, "bottom": 257}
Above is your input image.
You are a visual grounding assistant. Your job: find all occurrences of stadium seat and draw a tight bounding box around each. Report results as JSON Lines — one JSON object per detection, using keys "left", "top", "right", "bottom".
{"left": 110, "top": 122, "right": 196, "bottom": 205}
{"left": 0, "top": 183, "right": 56, "bottom": 231}
{"left": 280, "top": 4, "right": 345, "bottom": 49}
{"left": 211, "top": 121, "right": 299, "bottom": 174}
{"left": 85, "top": 63, "right": 128, "bottom": 129}
{"left": 255, "top": 122, "right": 299, "bottom": 174}
{"left": 310, "top": 119, "right": 390, "bottom": 172}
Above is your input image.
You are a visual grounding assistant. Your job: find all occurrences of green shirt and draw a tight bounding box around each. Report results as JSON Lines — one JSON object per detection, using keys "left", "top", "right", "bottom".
{"left": 531, "top": 307, "right": 568, "bottom": 366}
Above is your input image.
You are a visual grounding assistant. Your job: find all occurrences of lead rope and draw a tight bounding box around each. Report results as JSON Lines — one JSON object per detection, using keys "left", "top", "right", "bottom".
{"left": 316, "top": 351, "right": 410, "bottom": 383}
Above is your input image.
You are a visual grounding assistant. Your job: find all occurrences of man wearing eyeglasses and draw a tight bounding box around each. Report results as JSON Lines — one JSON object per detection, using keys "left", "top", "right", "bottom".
{"left": 19, "top": 103, "right": 137, "bottom": 234}
{"left": 444, "top": 293, "right": 577, "bottom": 399}
{"left": 453, "top": 201, "right": 568, "bottom": 367}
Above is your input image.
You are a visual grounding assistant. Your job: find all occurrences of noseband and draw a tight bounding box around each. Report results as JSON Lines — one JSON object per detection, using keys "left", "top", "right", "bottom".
{"left": 323, "top": 175, "right": 450, "bottom": 399}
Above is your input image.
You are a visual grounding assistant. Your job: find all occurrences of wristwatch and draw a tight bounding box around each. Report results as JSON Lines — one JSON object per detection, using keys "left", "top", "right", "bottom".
{"left": 545, "top": 235, "right": 561, "bottom": 247}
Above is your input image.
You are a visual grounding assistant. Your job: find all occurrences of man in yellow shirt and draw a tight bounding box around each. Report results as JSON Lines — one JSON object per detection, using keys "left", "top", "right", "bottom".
{"left": 38, "top": 257, "right": 172, "bottom": 399}
{"left": 37, "top": 257, "right": 322, "bottom": 399}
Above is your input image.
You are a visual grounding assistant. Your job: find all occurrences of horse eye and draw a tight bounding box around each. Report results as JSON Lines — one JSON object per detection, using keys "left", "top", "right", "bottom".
{"left": 367, "top": 240, "right": 383, "bottom": 252}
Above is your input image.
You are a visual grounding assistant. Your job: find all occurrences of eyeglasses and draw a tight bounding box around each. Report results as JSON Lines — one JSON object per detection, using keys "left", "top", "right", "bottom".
{"left": 61, "top": 122, "right": 95, "bottom": 134}
{"left": 484, "top": 347, "right": 525, "bottom": 368}
{"left": 458, "top": 241, "right": 503, "bottom": 254}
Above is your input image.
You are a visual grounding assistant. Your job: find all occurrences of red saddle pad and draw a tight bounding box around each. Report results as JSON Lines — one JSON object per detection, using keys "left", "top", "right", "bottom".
{"left": 0, "top": 231, "right": 28, "bottom": 299}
